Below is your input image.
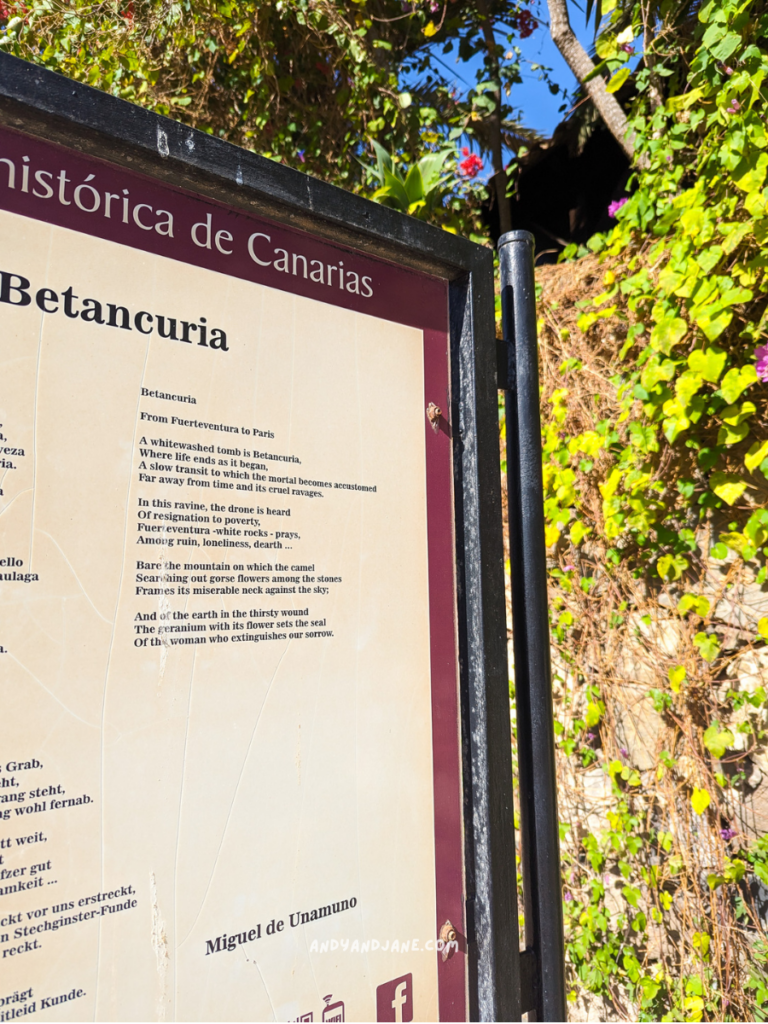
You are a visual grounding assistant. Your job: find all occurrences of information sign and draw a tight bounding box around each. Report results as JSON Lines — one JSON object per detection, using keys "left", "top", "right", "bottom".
{"left": 0, "top": 54, "right": 519, "bottom": 1022}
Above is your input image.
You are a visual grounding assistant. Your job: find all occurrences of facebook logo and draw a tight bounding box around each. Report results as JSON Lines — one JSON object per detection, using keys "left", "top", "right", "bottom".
{"left": 376, "top": 974, "right": 413, "bottom": 1022}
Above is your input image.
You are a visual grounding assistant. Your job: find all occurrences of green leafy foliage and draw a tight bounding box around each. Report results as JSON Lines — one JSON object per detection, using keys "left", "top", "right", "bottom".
{"left": 538, "top": 3, "right": 768, "bottom": 1020}
{"left": 545, "top": 0, "right": 768, "bottom": 619}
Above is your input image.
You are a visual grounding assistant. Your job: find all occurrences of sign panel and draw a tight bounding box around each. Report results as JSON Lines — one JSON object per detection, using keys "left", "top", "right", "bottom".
{"left": 0, "top": 124, "right": 466, "bottom": 1020}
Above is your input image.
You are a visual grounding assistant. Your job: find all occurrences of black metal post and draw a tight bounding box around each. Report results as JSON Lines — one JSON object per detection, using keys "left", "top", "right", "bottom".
{"left": 451, "top": 269, "right": 522, "bottom": 1024}
{"left": 498, "top": 230, "right": 566, "bottom": 1022}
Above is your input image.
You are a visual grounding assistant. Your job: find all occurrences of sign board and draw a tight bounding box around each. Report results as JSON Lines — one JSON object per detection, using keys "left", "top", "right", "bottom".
{"left": 0, "top": 54, "right": 519, "bottom": 1022}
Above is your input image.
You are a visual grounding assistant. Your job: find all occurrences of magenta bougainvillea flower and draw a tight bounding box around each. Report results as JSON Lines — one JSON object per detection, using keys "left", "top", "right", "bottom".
{"left": 755, "top": 343, "right": 768, "bottom": 381}
{"left": 608, "top": 197, "right": 628, "bottom": 218}
{"left": 458, "top": 149, "right": 484, "bottom": 178}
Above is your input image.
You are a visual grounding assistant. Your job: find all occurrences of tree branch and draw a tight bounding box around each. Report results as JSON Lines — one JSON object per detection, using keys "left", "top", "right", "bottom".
{"left": 546, "top": 0, "right": 635, "bottom": 160}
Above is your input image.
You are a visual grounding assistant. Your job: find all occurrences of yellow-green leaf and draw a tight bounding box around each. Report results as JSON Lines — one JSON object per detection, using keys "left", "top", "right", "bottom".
{"left": 711, "top": 472, "right": 748, "bottom": 505}
{"left": 669, "top": 665, "right": 686, "bottom": 693}
{"left": 721, "top": 364, "right": 758, "bottom": 403}
{"left": 585, "top": 700, "right": 604, "bottom": 727}
{"left": 600, "top": 468, "right": 622, "bottom": 500}
{"left": 745, "top": 439, "right": 768, "bottom": 472}
{"left": 651, "top": 316, "right": 687, "bottom": 354}
{"left": 688, "top": 346, "right": 727, "bottom": 382}
{"left": 675, "top": 371, "right": 704, "bottom": 405}
{"left": 678, "top": 594, "right": 710, "bottom": 617}
{"left": 691, "top": 787, "right": 710, "bottom": 815}
{"left": 746, "top": 190, "right": 768, "bottom": 217}
{"left": 423, "top": 20, "right": 438, "bottom": 36}
{"left": 735, "top": 152, "right": 768, "bottom": 193}
{"left": 681, "top": 206, "right": 705, "bottom": 236}
{"left": 545, "top": 524, "right": 561, "bottom": 547}
{"left": 606, "top": 67, "right": 631, "bottom": 94}
{"left": 695, "top": 305, "right": 733, "bottom": 341}
{"left": 570, "top": 520, "right": 591, "bottom": 546}
{"left": 667, "top": 86, "right": 704, "bottom": 112}
{"left": 718, "top": 400, "right": 756, "bottom": 445}
{"left": 703, "top": 723, "right": 734, "bottom": 758}
{"left": 758, "top": 617, "right": 768, "bottom": 639}
{"left": 718, "top": 421, "right": 751, "bottom": 445}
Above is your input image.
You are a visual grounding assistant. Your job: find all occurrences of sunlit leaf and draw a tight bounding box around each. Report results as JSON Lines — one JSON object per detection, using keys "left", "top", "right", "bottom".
{"left": 691, "top": 787, "right": 711, "bottom": 815}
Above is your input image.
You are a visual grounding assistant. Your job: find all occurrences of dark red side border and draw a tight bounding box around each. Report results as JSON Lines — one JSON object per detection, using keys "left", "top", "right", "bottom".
{"left": 423, "top": 327, "right": 466, "bottom": 1022}
{"left": 0, "top": 124, "right": 466, "bottom": 1021}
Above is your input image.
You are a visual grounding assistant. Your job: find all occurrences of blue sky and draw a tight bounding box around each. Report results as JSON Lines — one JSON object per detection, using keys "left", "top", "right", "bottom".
{"left": 406, "top": 6, "right": 599, "bottom": 140}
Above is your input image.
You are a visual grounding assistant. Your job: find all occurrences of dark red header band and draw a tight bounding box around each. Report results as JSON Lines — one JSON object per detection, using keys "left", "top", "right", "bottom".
{"left": 0, "top": 124, "right": 448, "bottom": 333}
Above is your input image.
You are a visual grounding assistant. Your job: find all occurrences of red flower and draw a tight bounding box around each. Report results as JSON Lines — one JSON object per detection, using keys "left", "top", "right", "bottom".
{"left": 515, "top": 9, "right": 535, "bottom": 38}
{"left": 459, "top": 152, "right": 484, "bottom": 178}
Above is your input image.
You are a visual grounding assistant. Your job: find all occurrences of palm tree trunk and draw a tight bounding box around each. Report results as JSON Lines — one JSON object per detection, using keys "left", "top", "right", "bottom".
{"left": 547, "top": 0, "right": 635, "bottom": 159}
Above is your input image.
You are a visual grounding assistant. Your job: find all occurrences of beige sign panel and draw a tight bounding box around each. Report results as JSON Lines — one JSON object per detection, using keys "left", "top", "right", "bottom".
{"left": 0, "top": 209, "right": 443, "bottom": 1021}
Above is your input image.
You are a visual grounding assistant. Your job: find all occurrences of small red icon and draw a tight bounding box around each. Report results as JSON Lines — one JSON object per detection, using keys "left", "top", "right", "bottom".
{"left": 297, "top": 1014, "right": 314, "bottom": 1023}
{"left": 322, "top": 993, "right": 345, "bottom": 1022}
{"left": 376, "top": 974, "right": 413, "bottom": 1022}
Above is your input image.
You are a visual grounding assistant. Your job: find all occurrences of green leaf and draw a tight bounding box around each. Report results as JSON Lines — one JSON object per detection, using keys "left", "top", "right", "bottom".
{"left": 694, "top": 631, "right": 721, "bottom": 662}
{"left": 708, "top": 30, "right": 741, "bottom": 63}
{"left": 403, "top": 162, "right": 425, "bottom": 205}
{"left": 622, "top": 884, "right": 640, "bottom": 908}
{"left": 657, "top": 553, "right": 688, "bottom": 580}
{"left": 688, "top": 346, "right": 727, "bottom": 382}
{"left": 691, "top": 787, "right": 711, "bottom": 815}
{"left": 381, "top": 165, "right": 410, "bottom": 212}
{"left": 703, "top": 723, "right": 734, "bottom": 758}
{"left": 678, "top": 594, "right": 710, "bottom": 617}
{"left": 606, "top": 67, "right": 630, "bottom": 94}
{"left": 711, "top": 472, "right": 748, "bottom": 505}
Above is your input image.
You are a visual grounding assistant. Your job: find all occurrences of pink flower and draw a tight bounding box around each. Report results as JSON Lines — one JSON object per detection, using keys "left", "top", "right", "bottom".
{"left": 720, "top": 827, "right": 737, "bottom": 842}
{"left": 620, "top": 43, "right": 634, "bottom": 54}
{"left": 728, "top": 99, "right": 741, "bottom": 113}
{"left": 608, "top": 197, "right": 628, "bottom": 218}
{"left": 459, "top": 152, "right": 484, "bottom": 178}
{"left": 755, "top": 343, "right": 768, "bottom": 381}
